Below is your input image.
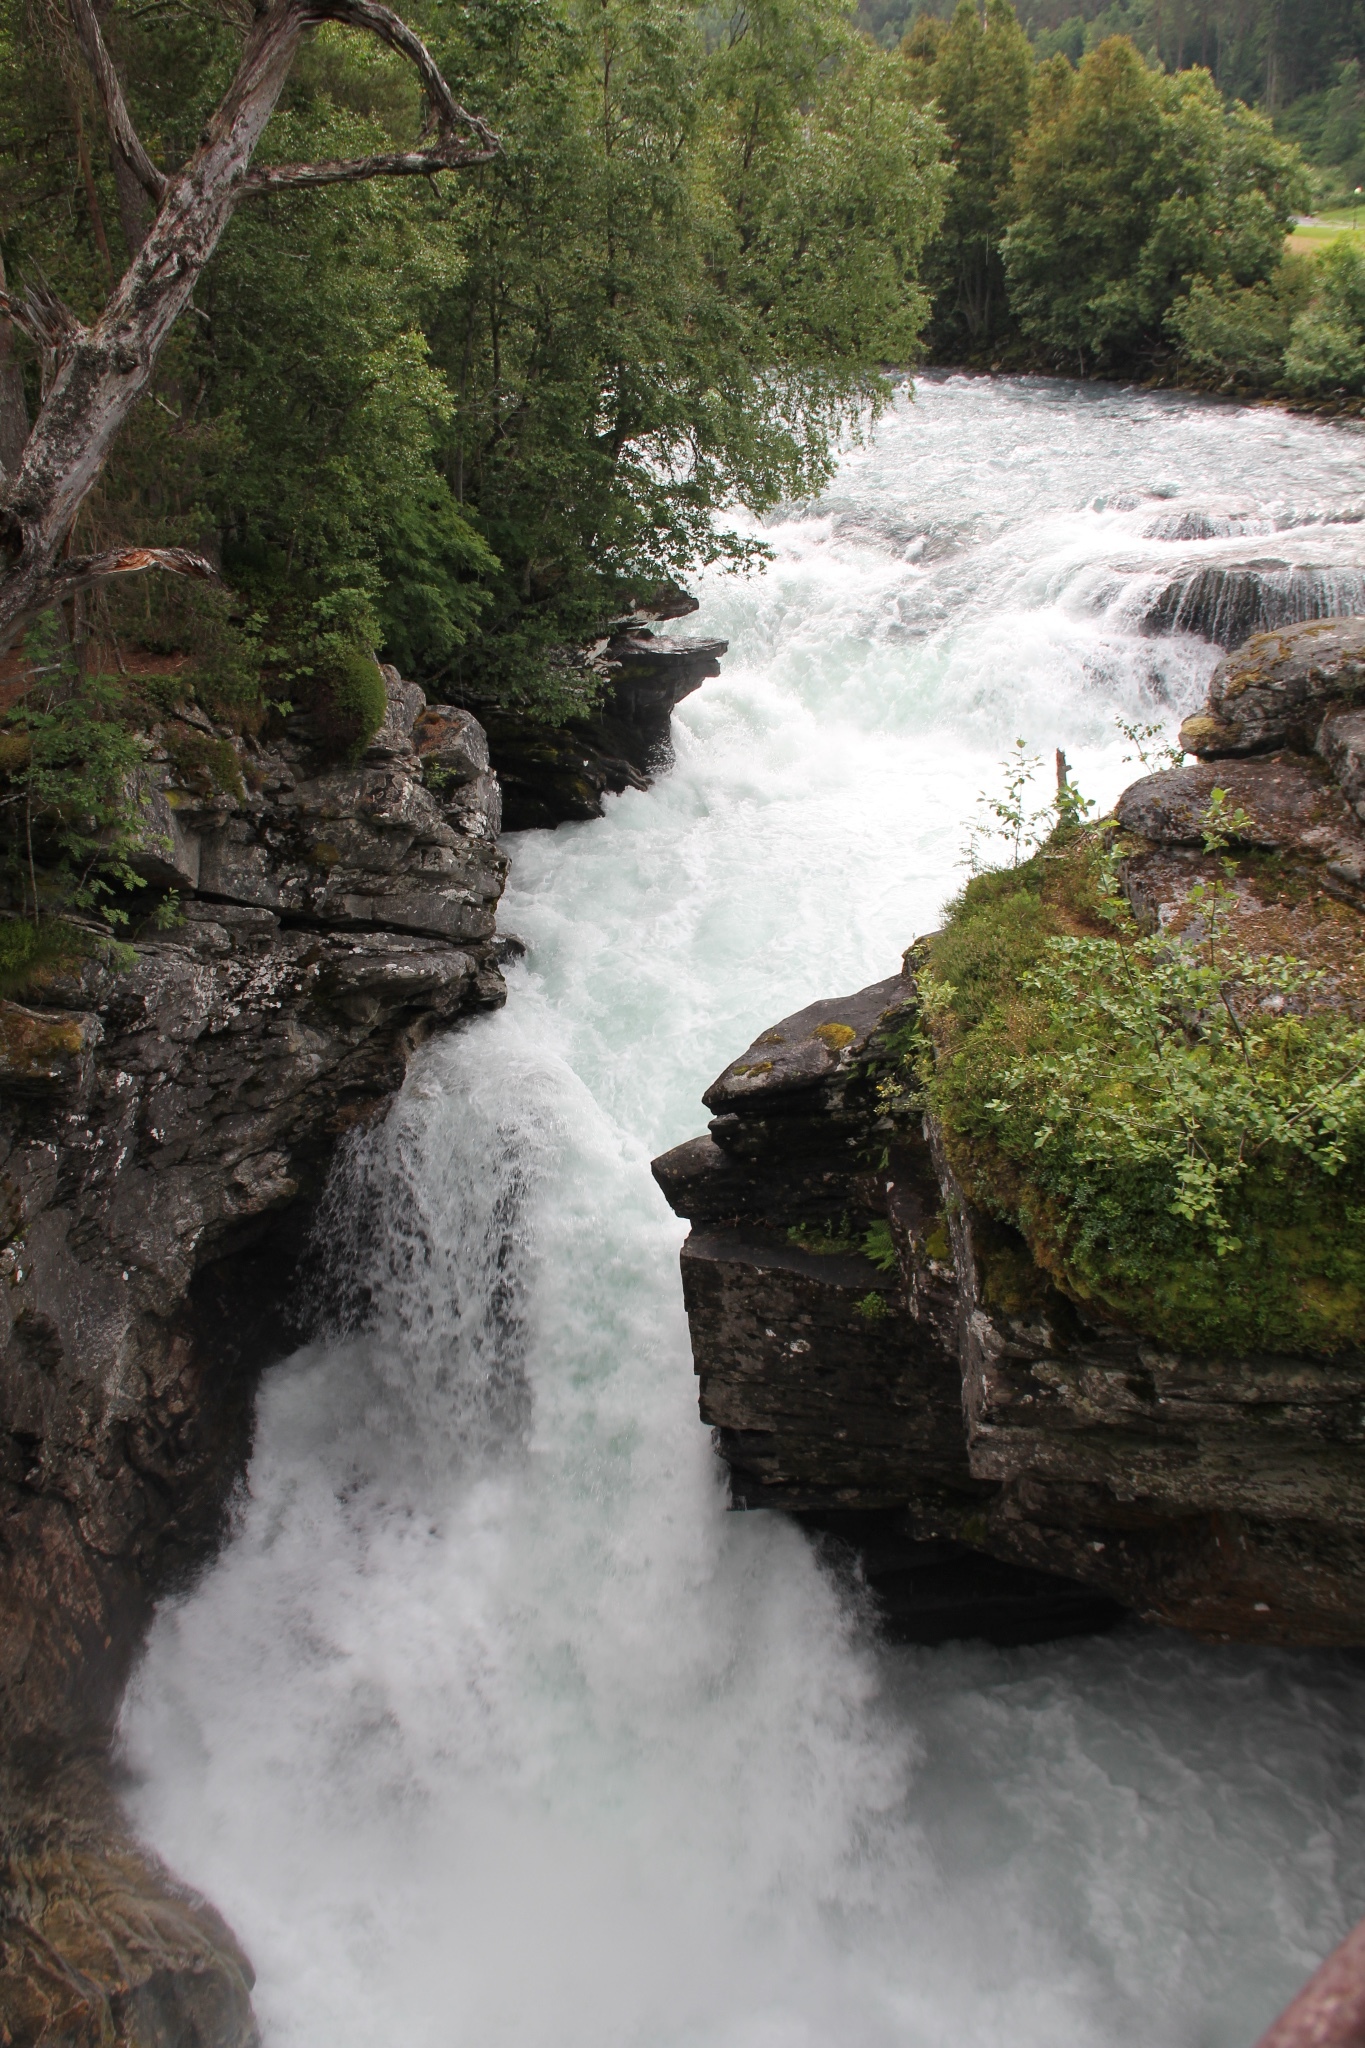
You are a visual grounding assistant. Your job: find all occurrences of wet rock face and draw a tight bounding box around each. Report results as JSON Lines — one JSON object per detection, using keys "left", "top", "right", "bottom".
{"left": 0, "top": 1757, "right": 258, "bottom": 2048}
{"left": 653, "top": 982, "right": 1124, "bottom": 1645}
{"left": 657, "top": 617, "right": 1365, "bottom": 1650}
{"left": 470, "top": 621, "right": 727, "bottom": 832}
{"left": 1140, "top": 563, "right": 1365, "bottom": 649}
{"left": 0, "top": 669, "right": 507, "bottom": 2042}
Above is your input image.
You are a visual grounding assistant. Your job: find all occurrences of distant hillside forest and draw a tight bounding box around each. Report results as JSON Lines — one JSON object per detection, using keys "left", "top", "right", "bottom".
{"left": 891, "top": 0, "right": 1365, "bottom": 397}
{"left": 863, "top": 2, "right": 1364, "bottom": 133}
{"left": 867, "top": 1, "right": 1365, "bottom": 195}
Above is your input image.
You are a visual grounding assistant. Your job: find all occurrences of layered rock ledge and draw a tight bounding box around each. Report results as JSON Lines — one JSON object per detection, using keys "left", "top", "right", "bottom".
{"left": 655, "top": 617, "right": 1365, "bottom": 1649}
{"left": 0, "top": 667, "right": 508, "bottom": 2044}
{"left": 467, "top": 603, "right": 727, "bottom": 830}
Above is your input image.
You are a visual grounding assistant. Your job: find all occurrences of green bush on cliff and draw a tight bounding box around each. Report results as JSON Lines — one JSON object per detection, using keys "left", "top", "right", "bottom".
{"left": 300, "top": 646, "right": 389, "bottom": 761}
{"left": 915, "top": 824, "right": 1365, "bottom": 1356}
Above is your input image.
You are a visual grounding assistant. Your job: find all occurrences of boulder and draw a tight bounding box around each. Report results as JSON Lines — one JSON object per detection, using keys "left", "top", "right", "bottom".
{"left": 1179, "top": 617, "right": 1365, "bottom": 758}
{"left": 1115, "top": 754, "right": 1365, "bottom": 890}
{"left": 469, "top": 624, "right": 727, "bottom": 831}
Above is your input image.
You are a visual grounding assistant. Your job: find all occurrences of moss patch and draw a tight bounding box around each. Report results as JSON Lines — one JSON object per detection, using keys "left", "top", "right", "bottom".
{"left": 304, "top": 648, "right": 388, "bottom": 761}
{"left": 918, "top": 829, "right": 1365, "bottom": 1357}
{"left": 813, "top": 1021, "right": 856, "bottom": 1050}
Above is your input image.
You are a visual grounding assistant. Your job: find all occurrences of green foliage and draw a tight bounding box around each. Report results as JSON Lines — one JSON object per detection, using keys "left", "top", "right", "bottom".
{"left": 300, "top": 647, "right": 390, "bottom": 761}
{"left": 963, "top": 737, "right": 1053, "bottom": 870}
{"left": 862, "top": 1217, "right": 899, "bottom": 1271}
{"left": 0, "top": 651, "right": 153, "bottom": 932}
{"left": 0, "top": 0, "right": 949, "bottom": 725}
{"left": 1277, "top": 60, "right": 1365, "bottom": 200}
{"left": 425, "top": 0, "right": 946, "bottom": 706}
{"left": 902, "top": 0, "right": 1034, "bottom": 352}
{"left": 1176, "top": 234, "right": 1365, "bottom": 400}
{"left": 1282, "top": 235, "right": 1365, "bottom": 392}
{"left": 161, "top": 725, "right": 245, "bottom": 800}
{"left": 919, "top": 806, "right": 1365, "bottom": 1356}
{"left": 788, "top": 1218, "right": 862, "bottom": 1255}
{"left": 0, "top": 916, "right": 105, "bottom": 999}
{"left": 1114, "top": 713, "right": 1186, "bottom": 771}
{"left": 853, "top": 1289, "right": 892, "bottom": 1320}
{"left": 1168, "top": 257, "right": 1317, "bottom": 388}
{"left": 1003, "top": 36, "right": 1308, "bottom": 371}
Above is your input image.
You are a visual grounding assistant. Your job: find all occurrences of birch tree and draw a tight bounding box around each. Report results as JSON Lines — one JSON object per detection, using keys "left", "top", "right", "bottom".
{"left": 0, "top": 0, "right": 495, "bottom": 651}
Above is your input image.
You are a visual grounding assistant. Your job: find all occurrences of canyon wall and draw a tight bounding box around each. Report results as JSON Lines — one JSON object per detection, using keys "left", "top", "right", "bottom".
{"left": 0, "top": 618, "right": 724, "bottom": 2045}
{"left": 0, "top": 666, "right": 510, "bottom": 2041}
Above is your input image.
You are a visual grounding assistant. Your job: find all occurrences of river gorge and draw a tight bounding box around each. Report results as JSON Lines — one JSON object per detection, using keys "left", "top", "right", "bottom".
{"left": 97, "top": 375, "right": 1365, "bottom": 2047}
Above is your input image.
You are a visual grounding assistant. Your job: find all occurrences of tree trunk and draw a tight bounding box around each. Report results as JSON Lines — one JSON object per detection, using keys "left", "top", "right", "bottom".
{"left": 0, "top": 251, "right": 30, "bottom": 478}
{"left": 0, "top": 0, "right": 496, "bottom": 652}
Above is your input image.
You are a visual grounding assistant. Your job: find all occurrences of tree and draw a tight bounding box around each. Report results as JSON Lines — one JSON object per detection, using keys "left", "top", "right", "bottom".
{"left": 1002, "top": 35, "right": 1306, "bottom": 372}
{"left": 1283, "top": 234, "right": 1365, "bottom": 393}
{"left": 416, "top": 0, "right": 946, "bottom": 707}
{"left": 0, "top": 0, "right": 496, "bottom": 654}
{"left": 903, "top": 0, "right": 1034, "bottom": 354}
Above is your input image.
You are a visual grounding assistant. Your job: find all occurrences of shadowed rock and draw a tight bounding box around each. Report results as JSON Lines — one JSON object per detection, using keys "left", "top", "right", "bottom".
{"left": 1141, "top": 563, "right": 1365, "bottom": 649}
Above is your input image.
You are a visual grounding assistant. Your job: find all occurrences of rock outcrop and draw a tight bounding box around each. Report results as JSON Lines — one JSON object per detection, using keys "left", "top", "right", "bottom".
{"left": 0, "top": 666, "right": 508, "bottom": 2044}
{"left": 655, "top": 616, "right": 1365, "bottom": 1649}
{"left": 469, "top": 612, "right": 727, "bottom": 830}
{"left": 654, "top": 981, "right": 1125, "bottom": 1645}
{"left": 1139, "top": 562, "right": 1365, "bottom": 648}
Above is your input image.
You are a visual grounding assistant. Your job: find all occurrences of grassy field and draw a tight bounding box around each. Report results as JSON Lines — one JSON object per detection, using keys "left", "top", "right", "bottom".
{"left": 1286, "top": 205, "right": 1365, "bottom": 255}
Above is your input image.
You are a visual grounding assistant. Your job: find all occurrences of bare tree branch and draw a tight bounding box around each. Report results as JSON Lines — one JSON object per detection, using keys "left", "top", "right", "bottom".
{"left": 66, "top": 0, "right": 168, "bottom": 203}
{"left": 42, "top": 544, "right": 216, "bottom": 604}
{"left": 242, "top": 139, "right": 496, "bottom": 193}
{"left": 0, "top": 280, "right": 84, "bottom": 363}
{"left": 301, "top": 0, "right": 498, "bottom": 152}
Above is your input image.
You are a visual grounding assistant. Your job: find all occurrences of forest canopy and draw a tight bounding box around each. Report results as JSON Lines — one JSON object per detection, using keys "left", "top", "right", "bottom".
{"left": 0, "top": 0, "right": 947, "bottom": 719}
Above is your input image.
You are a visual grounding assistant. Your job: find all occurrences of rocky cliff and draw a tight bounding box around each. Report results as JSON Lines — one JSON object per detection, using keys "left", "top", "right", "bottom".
{"left": 467, "top": 606, "right": 727, "bottom": 829}
{"left": 654, "top": 617, "right": 1365, "bottom": 1650}
{"left": 0, "top": 666, "right": 508, "bottom": 2044}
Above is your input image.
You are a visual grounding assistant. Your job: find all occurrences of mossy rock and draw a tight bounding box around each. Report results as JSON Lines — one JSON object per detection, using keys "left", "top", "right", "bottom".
{"left": 304, "top": 649, "right": 388, "bottom": 762}
{"left": 921, "top": 831, "right": 1365, "bottom": 1357}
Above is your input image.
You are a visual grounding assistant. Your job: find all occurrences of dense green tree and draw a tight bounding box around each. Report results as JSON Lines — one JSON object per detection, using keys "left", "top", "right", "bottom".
{"left": 1002, "top": 35, "right": 1306, "bottom": 371}
{"left": 1166, "top": 256, "right": 1314, "bottom": 388}
{"left": 903, "top": 0, "right": 1033, "bottom": 353}
{"left": 421, "top": 0, "right": 946, "bottom": 707}
{"left": 1283, "top": 234, "right": 1365, "bottom": 391}
{"left": 0, "top": 0, "right": 947, "bottom": 726}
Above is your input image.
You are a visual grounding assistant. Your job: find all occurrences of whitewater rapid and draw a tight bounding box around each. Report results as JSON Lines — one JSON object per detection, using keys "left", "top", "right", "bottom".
{"left": 121, "top": 376, "right": 1365, "bottom": 2048}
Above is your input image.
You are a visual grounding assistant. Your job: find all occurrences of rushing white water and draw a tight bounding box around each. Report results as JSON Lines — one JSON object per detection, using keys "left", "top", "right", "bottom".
{"left": 121, "top": 376, "right": 1365, "bottom": 2048}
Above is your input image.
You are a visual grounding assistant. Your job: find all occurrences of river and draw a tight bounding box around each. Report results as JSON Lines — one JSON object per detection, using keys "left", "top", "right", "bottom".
{"left": 120, "top": 374, "right": 1365, "bottom": 2048}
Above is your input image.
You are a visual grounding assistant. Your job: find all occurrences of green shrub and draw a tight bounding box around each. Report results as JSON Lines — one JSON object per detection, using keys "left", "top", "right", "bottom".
{"left": 915, "top": 828, "right": 1365, "bottom": 1356}
{"left": 1168, "top": 259, "right": 1315, "bottom": 388}
{"left": 162, "top": 725, "right": 245, "bottom": 799}
{"left": 1284, "top": 238, "right": 1365, "bottom": 394}
{"left": 303, "top": 647, "right": 389, "bottom": 760}
{"left": 0, "top": 918, "right": 99, "bottom": 999}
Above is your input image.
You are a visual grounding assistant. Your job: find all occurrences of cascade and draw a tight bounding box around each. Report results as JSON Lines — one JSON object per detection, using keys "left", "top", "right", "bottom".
{"left": 121, "top": 375, "right": 1365, "bottom": 2048}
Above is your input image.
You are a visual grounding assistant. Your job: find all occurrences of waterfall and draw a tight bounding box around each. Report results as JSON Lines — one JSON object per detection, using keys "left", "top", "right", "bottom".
{"left": 120, "top": 375, "right": 1365, "bottom": 2048}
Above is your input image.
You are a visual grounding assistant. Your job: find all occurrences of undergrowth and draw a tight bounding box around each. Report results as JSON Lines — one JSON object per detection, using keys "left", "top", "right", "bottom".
{"left": 895, "top": 754, "right": 1365, "bottom": 1356}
